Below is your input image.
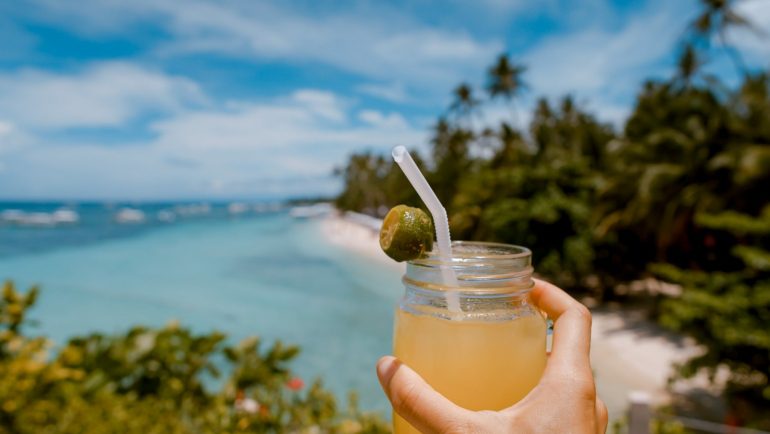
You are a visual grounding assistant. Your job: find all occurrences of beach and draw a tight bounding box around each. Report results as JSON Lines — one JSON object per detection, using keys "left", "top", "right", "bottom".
{"left": 0, "top": 203, "right": 705, "bottom": 420}
{"left": 0, "top": 207, "right": 403, "bottom": 412}
{"left": 319, "top": 211, "right": 703, "bottom": 422}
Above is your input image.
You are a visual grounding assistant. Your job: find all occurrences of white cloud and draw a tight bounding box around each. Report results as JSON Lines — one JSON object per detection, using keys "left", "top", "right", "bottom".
{"left": 150, "top": 89, "right": 424, "bottom": 156}
{"left": 356, "top": 82, "right": 409, "bottom": 103}
{"left": 0, "top": 120, "right": 13, "bottom": 136}
{"left": 511, "top": 0, "right": 697, "bottom": 129}
{"left": 290, "top": 90, "right": 347, "bottom": 123}
{"left": 357, "top": 110, "right": 409, "bottom": 129}
{"left": 0, "top": 85, "right": 427, "bottom": 199}
{"left": 731, "top": 0, "right": 770, "bottom": 61}
{"left": 8, "top": 0, "right": 750, "bottom": 199}
{"left": 29, "top": 0, "right": 502, "bottom": 95}
{"left": 0, "top": 62, "right": 206, "bottom": 130}
{"left": 0, "top": 119, "right": 34, "bottom": 155}
{"left": 524, "top": 3, "right": 682, "bottom": 98}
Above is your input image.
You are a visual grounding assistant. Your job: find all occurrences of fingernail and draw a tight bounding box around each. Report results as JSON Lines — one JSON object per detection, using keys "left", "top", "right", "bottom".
{"left": 376, "top": 356, "right": 399, "bottom": 394}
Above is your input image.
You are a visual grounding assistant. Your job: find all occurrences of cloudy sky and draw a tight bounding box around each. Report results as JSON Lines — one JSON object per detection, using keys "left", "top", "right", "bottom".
{"left": 0, "top": 0, "right": 768, "bottom": 200}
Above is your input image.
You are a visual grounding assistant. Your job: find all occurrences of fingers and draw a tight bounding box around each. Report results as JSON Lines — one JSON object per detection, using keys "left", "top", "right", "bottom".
{"left": 376, "top": 356, "right": 472, "bottom": 434}
{"left": 530, "top": 278, "right": 592, "bottom": 374}
{"left": 530, "top": 278, "right": 580, "bottom": 319}
{"left": 595, "top": 398, "right": 608, "bottom": 434}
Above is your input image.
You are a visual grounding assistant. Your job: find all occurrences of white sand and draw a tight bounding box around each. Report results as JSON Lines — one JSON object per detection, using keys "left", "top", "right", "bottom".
{"left": 318, "top": 211, "right": 404, "bottom": 273}
{"left": 589, "top": 309, "right": 702, "bottom": 420}
{"left": 317, "top": 212, "right": 702, "bottom": 421}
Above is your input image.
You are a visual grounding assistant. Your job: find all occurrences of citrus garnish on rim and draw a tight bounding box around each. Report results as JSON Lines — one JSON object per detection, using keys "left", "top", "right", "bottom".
{"left": 379, "top": 205, "right": 434, "bottom": 262}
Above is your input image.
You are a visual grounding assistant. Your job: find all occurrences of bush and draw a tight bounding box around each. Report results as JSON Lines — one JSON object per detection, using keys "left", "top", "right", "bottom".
{"left": 0, "top": 281, "right": 389, "bottom": 434}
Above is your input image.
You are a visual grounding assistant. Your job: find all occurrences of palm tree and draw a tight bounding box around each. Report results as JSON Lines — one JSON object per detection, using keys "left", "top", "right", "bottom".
{"left": 676, "top": 44, "right": 702, "bottom": 88}
{"left": 486, "top": 54, "right": 527, "bottom": 102}
{"left": 487, "top": 54, "right": 527, "bottom": 126}
{"left": 688, "top": 0, "right": 759, "bottom": 74}
{"left": 449, "top": 83, "right": 480, "bottom": 126}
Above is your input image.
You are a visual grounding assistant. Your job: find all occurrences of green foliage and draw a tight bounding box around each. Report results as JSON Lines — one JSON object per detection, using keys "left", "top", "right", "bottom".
{"left": 651, "top": 206, "right": 770, "bottom": 428}
{"left": 611, "top": 417, "right": 691, "bottom": 434}
{"left": 0, "top": 281, "right": 389, "bottom": 434}
{"left": 695, "top": 208, "right": 770, "bottom": 236}
{"left": 334, "top": 24, "right": 770, "bottom": 423}
{"left": 334, "top": 151, "right": 423, "bottom": 217}
{"left": 651, "top": 419, "right": 690, "bottom": 434}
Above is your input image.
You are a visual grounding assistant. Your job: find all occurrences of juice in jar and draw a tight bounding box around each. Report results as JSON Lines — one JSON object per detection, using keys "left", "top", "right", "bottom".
{"left": 392, "top": 242, "right": 546, "bottom": 434}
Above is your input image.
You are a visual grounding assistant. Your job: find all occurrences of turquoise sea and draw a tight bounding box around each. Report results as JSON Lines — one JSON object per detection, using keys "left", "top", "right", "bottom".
{"left": 0, "top": 202, "right": 400, "bottom": 412}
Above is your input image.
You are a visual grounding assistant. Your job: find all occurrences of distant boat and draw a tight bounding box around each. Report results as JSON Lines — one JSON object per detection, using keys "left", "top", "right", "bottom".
{"left": 228, "top": 202, "right": 249, "bottom": 215}
{"left": 52, "top": 209, "right": 79, "bottom": 224}
{"left": 289, "top": 203, "right": 332, "bottom": 219}
{"left": 114, "top": 208, "right": 146, "bottom": 224}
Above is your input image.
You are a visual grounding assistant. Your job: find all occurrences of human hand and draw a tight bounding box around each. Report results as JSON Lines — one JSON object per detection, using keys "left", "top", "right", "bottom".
{"left": 376, "top": 278, "right": 608, "bottom": 434}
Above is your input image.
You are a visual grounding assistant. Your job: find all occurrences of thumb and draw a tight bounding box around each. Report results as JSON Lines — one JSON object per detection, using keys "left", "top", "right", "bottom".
{"left": 376, "top": 356, "right": 472, "bottom": 434}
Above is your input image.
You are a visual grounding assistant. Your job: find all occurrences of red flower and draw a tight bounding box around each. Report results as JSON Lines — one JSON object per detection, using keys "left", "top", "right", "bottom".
{"left": 286, "top": 377, "right": 304, "bottom": 391}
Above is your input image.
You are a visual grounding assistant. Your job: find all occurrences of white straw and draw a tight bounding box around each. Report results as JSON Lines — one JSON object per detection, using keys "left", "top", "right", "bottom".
{"left": 392, "top": 146, "right": 461, "bottom": 313}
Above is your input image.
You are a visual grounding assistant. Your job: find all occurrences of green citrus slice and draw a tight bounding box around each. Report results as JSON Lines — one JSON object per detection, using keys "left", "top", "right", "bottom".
{"left": 380, "top": 205, "right": 434, "bottom": 262}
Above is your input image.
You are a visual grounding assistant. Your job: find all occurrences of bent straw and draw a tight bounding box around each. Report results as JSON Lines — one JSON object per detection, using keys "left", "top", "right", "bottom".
{"left": 392, "top": 146, "right": 461, "bottom": 313}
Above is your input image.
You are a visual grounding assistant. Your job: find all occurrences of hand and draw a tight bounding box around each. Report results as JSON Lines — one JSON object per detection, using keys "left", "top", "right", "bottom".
{"left": 376, "top": 278, "right": 608, "bottom": 434}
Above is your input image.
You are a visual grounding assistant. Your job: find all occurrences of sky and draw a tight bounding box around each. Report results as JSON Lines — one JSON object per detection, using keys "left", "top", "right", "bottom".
{"left": 0, "top": 0, "right": 768, "bottom": 201}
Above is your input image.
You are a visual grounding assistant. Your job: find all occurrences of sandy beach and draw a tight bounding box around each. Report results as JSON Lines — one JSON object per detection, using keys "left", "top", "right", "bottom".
{"left": 319, "top": 211, "right": 703, "bottom": 422}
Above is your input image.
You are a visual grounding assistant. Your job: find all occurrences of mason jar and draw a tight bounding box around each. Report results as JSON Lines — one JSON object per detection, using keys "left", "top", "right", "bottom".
{"left": 392, "top": 241, "right": 547, "bottom": 434}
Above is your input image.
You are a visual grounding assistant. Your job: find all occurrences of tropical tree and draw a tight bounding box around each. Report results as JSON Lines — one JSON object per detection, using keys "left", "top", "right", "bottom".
{"left": 449, "top": 83, "right": 480, "bottom": 126}
{"left": 429, "top": 117, "right": 474, "bottom": 205}
{"left": 334, "top": 152, "right": 388, "bottom": 215}
{"left": 335, "top": 150, "right": 425, "bottom": 216}
{"left": 332, "top": 3, "right": 769, "bottom": 423}
{"left": 653, "top": 205, "right": 770, "bottom": 429}
{"left": 594, "top": 79, "right": 729, "bottom": 276}
{"left": 675, "top": 44, "right": 703, "bottom": 88}
{"left": 487, "top": 54, "right": 527, "bottom": 101}
{"left": 486, "top": 54, "right": 527, "bottom": 102}
{"left": 0, "top": 281, "right": 390, "bottom": 433}
{"left": 449, "top": 96, "right": 614, "bottom": 290}
{"left": 688, "top": 0, "right": 759, "bottom": 74}
{"left": 486, "top": 54, "right": 527, "bottom": 126}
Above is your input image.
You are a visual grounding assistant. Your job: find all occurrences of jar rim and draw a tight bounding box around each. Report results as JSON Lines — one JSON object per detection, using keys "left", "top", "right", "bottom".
{"left": 408, "top": 241, "right": 531, "bottom": 267}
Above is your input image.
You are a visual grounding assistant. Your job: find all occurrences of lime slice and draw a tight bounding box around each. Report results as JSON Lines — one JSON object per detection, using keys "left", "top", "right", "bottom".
{"left": 380, "top": 205, "right": 434, "bottom": 262}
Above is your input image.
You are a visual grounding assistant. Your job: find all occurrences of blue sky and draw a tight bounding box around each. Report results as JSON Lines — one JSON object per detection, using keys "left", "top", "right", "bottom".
{"left": 0, "top": 0, "right": 768, "bottom": 200}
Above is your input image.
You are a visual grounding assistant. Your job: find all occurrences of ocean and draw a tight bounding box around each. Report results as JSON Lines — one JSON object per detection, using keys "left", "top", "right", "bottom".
{"left": 0, "top": 202, "right": 400, "bottom": 412}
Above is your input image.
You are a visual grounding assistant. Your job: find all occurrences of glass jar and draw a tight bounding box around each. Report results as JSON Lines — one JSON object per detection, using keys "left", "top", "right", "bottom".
{"left": 392, "top": 241, "right": 547, "bottom": 434}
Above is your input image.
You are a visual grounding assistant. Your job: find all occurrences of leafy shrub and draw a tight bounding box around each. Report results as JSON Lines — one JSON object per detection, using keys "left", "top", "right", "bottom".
{"left": 0, "top": 281, "right": 389, "bottom": 434}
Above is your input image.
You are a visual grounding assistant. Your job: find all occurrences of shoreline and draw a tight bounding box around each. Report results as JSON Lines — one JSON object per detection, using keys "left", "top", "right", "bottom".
{"left": 318, "top": 211, "right": 404, "bottom": 272}
{"left": 316, "top": 210, "right": 705, "bottom": 421}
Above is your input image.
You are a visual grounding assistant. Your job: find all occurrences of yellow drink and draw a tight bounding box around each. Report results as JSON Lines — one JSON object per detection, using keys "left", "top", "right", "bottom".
{"left": 391, "top": 242, "right": 546, "bottom": 434}
{"left": 393, "top": 310, "right": 546, "bottom": 433}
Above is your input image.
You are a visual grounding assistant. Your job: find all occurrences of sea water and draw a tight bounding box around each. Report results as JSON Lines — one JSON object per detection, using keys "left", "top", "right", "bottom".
{"left": 0, "top": 202, "right": 400, "bottom": 412}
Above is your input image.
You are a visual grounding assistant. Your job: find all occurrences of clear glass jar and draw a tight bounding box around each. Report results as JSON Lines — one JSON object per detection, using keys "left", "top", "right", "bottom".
{"left": 392, "top": 241, "right": 547, "bottom": 434}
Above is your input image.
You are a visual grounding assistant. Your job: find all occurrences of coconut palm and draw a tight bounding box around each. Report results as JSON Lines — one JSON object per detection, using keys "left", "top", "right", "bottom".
{"left": 688, "top": 0, "right": 760, "bottom": 74}
{"left": 429, "top": 117, "right": 473, "bottom": 204}
{"left": 487, "top": 54, "right": 527, "bottom": 126}
{"left": 486, "top": 54, "right": 527, "bottom": 102}
{"left": 449, "top": 83, "right": 480, "bottom": 126}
